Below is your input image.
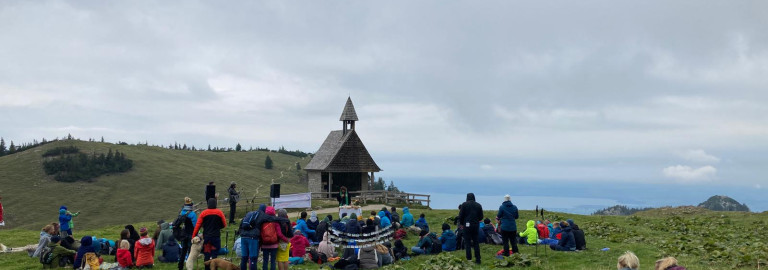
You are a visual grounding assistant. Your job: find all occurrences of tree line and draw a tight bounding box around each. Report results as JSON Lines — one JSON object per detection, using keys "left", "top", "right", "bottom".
{"left": 0, "top": 134, "right": 312, "bottom": 158}
{"left": 43, "top": 146, "right": 134, "bottom": 182}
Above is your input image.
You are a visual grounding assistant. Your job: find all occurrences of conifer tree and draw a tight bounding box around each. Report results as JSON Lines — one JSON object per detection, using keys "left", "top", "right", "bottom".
{"left": 0, "top": 137, "right": 6, "bottom": 156}
{"left": 236, "top": 143, "right": 242, "bottom": 152}
{"left": 265, "top": 155, "right": 273, "bottom": 169}
{"left": 9, "top": 141, "right": 16, "bottom": 154}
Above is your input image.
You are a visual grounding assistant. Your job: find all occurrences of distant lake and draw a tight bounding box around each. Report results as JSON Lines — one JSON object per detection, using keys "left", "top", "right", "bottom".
{"left": 394, "top": 177, "right": 767, "bottom": 213}
{"left": 411, "top": 192, "right": 632, "bottom": 215}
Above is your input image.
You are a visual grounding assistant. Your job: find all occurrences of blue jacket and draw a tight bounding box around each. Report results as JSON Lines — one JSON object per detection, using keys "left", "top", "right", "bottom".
{"left": 401, "top": 207, "right": 414, "bottom": 227}
{"left": 378, "top": 211, "right": 391, "bottom": 228}
{"left": 332, "top": 220, "right": 346, "bottom": 232}
{"left": 161, "top": 238, "right": 180, "bottom": 262}
{"left": 550, "top": 226, "right": 562, "bottom": 239}
{"left": 557, "top": 226, "right": 576, "bottom": 250}
{"left": 415, "top": 217, "right": 429, "bottom": 232}
{"left": 295, "top": 219, "right": 316, "bottom": 238}
{"left": 439, "top": 230, "right": 457, "bottom": 251}
{"left": 59, "top": 209, "right": 72, "bottom": 231}
{"left": 179, "top": 209, "right": 198, "bottom": 229}
{"left": 477, "top": 223, "right": 486, "bottom": 241}
{"left": 496, "top": 201, "right": 519, "bottom": 232}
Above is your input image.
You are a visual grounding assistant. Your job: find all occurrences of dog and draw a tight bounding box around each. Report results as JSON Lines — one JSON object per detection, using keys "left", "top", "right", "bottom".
{"left": 186, "top": 236, "right": 204, "bottom": 270}
{"left": 204, "top": 258, "right": 240, "bottom": 270}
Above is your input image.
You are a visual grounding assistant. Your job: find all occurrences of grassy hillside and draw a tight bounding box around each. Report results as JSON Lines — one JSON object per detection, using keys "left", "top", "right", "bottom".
{"left": 1, "top": 208, "right": 766, "bottom": 269}
{"left": 0, "top": 140, "right": 310, "bottom": 230}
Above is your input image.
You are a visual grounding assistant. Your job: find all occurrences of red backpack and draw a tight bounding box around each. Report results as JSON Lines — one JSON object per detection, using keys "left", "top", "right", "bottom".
{"left": 261, "top": 222, "right": 278, "bottom": 245}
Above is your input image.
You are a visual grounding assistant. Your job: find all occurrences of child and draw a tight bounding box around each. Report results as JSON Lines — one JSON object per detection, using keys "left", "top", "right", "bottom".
{"left": 116, "top": 240, "right": 133, "bottom": 269}
{"left": 439, "top": 223, "right": 457, "bottom": 251}
{"left": 134, "top": 227, "right": 155, "bottom": 268}
{"left": 42, "top": 236, "right": 76, "bottom": 269}
{"left": 415, "top": 214, "right": 429, "bottom": 233}
{"left": 58, "top": 206, "right": 79, "bottom": 238}
{"left": 617, "top": 251, "right": 639, "bottom": 270}
{"left": 519, "top": 220, "right": 538, "bottom": 245}
{"left": 290, "top": 229, "right": 310, "bottom": 259}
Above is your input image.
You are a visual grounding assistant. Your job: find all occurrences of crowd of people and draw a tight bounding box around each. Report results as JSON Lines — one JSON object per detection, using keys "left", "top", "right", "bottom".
{"left": 17, "top": 186, "right": 687, "bottom": 270}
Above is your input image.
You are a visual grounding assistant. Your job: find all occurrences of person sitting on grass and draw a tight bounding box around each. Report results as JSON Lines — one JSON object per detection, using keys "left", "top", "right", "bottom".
{"left": 549, "top": 221, "right": 575, "bottom": 251}
{"left": 482, "top": 218, "right": 497, "bottom": 244}
{"left": 42, "top": 235, "right": 76, "bottom": 269}
{"left": 519, "top": 220, "right": 538, "bottom": 245}
{"left": 617, "top": 251, "right": 639, "bottom": 270}
{"left": 363, "top": 218, "right": 376, "bottom": 235}
{"left": 392, "top": 239, "right": 409, "bottom": 261}
{"left": 415, "top": 213, "right": 429, "bottom": 233}
{"left": 655, "top": 257, "right": 687, "bottom": 270}
{"left": 116, "top": 240, "right": 133, "bottom": 270}
{"left": 295, "top": 211, "right": 316, "bottom": 240}
{"left": 411, "top": 230, "right": 433, "bottom": 255}
{"left": 358, "top": 242, "right": 379, "bottom": 269}
{"left": 290, "top": 229, "right": 310, "bottom": 259}
{"left": 439, "top": 223, "right": 457, "bottom": 251}
{"left": 401, "top": 207, "right": 415, "bottom": 229}
{"left": 379, "top": 211, "right": 392, "bottom": 228}
{"left": 32, "top": 224, "right": 56, "bottom": 258}
{"left": 550, "top": 221, "right": 561, "bottom": 239}
{"left": 134, "top": 227, "right": 155, "bottom": 268}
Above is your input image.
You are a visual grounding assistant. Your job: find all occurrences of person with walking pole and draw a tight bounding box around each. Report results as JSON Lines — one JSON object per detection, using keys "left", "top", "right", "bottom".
{"left": 458, "top": 193, "right": 484, "bottom": 265}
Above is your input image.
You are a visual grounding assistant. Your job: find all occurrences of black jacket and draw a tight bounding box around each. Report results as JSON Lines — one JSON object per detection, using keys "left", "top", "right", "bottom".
{"left": 458, "top": 193, "right": 484, "bottom": 227}
{"left": 205, "top": 184, "right": 216, "bottom": 201}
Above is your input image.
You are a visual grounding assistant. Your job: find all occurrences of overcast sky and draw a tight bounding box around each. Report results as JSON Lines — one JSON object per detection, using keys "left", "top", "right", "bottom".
{"left": 2, "top": 1, "right": 767, "bottom": 189}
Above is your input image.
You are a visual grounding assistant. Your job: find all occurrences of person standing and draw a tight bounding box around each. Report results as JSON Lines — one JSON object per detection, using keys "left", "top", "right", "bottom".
{"left": 228, "top": 182, "right": 240, "bottom": 224}
{"left": 337, "top": 186, "right": 350, "bottom": 206}
{"left": 193, "top": 198, "right": 227, "bottom": 270}
{"left": 239, "top": 204, "right": 266, "bottom": 270}
{"left": 0, "top": 195, "right": 4, "bottom": 226}
{"left": 205, "top": 181, "right": 216, "bottom": 202}
{"left": 458, "top": 193, "right": 483, "bottom": 264}
{"left": 177, "top": 197, "right": 197, "bottom": 270}
{"left": 497, "top": 194, "right": 519, "bottom": 256}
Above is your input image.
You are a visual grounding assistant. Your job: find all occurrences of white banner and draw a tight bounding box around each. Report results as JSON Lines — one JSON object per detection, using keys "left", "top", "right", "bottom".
{"left": 273, "top": 192, "right": 312, "bottom": 209}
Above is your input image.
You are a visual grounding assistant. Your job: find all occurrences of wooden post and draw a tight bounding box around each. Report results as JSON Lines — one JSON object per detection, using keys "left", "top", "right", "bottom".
{"left": 328, "top": 173, "right": 333, "bottom": 199}
{"left": 427, "top": 195, "right": 431, "bottom": 208}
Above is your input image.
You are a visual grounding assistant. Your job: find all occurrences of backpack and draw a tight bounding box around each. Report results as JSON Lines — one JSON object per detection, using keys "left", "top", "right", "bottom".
{"left": 489, "top": 232, "right": 502, "bottom": 245}
{"left": 394, "top": 229, "right": 407, "bottom": 240}
{"left": 81, "top": 252, "right": 100, "bottom": 270}
{"left": 39, "top": 246, "right": 54, "bottom": 265}
{"left": 240, "top": 211, "right": 260, "bottom": 232}
{"left": 173, "top": 212, "right": 193, "bottom": 242}
{"left": 428, "top": 233, "right": 442, "bottom": 254}
{"left": 309, "top": 249, "right": 327, "bottom": 264}
{"left": 261, "top": 222, "right": 278, "bottom": 245}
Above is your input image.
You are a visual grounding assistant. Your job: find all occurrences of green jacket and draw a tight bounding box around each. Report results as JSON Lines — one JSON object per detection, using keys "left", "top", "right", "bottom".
{"left": 43, "top": 243, "right": 76, "bottom": 269}
{"left": 417, "top": 234, "right": 433, "bottom": 253}
{"left": 519, "top": 220, "right": 538, "bottom": 245}
{"left": 156, "top": 223, "right": 174, "bottom": 250}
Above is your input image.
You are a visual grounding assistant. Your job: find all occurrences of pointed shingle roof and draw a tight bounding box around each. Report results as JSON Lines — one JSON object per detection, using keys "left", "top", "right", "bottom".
{"left": 305, "top": 130, "right": 381, "bottom": 172}
{"left": 339, "top": 97, "right": 359, "bottom": 121}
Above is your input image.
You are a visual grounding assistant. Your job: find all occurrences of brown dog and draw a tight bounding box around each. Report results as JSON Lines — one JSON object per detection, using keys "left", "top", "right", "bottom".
{"left": 204, "top": 258, "right": 241, "bottom": 270}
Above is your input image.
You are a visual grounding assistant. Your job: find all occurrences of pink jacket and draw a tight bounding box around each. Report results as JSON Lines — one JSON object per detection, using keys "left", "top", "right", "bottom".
{"left": 290, "top": 235, "right": 310, "bottom": 257}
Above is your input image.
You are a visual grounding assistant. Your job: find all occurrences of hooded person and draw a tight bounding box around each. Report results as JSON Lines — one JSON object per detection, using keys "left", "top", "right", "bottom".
{"left": 177, "top": 197, "right": 198, "bottom": 270}
{"left": 519, "top": 220, "right": 538, "bottom": 245}
{"left": 73, "top": 236, "right": 97, "bottom": 268}
{"left": 43, "top": 235, "right": 76, "bottom": 268}
{"left": 400, "top": 207, "right": 414, "bottom": 228}
{"left": 497, "top": 194, "right": 520, "bottom": 256}
{"left": 262, "top": 206, "right": 289, "bottom": 270}
{"left": 58, "top": 207, "right": 73, "bottom": 238}
{"left": 317, "top": 231, "right": 337, "bottom": 258}
{"left": 458, "top": 193, "right": 484, "bottom": 264}
{"left": 135, "top": 227, "right": 156, "bottom": 267}
{"left": 125, "top": 225, "right": 140, "bottom": 262}
{"left": 362, "top": 218, "right": 376, "bottom": 235}
{"left": 392, "top": 239, "right": 408, "bottom": 261}
{"left": 307, "top": 211, "right": 320, "bottom": 231}
{"left": 345, "top": 213, "right": 362, "bottom": 235}
{"left": 568, "top": 219, "right": 587, "bottom": 250}
{"left": 193, "top": 198, "right": 227, "bottom": 270}
{"left": 156, "top": 222, "right": 174, "bottom": 250}
{"left": 378, "top": 211, "right": 392, "bottom": 228}
{"left": 314, "top": 215, "right": 332, "bottom": 242}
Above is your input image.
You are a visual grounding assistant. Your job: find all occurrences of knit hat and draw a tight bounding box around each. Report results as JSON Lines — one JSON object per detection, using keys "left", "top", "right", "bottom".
{"left": 504, "top": 194, "right": 511, "bottom": 201}
{"left": 60, "top": 205, "right": 68, "bottom": 210}
{"left": 207, "top": 198, "right": 217, "bottom": 209}
{"left": 266, "top": 206, "right": 276, "bottom": 216}
{"left": 184, "top": 197, "right": 193, "bottom": 205}
{"left": 139, "top": 227, "right": 148, "bottom": 234}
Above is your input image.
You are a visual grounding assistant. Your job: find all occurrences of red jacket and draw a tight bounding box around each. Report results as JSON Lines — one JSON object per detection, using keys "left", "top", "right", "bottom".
{"left": 134, "top": 237, "right": 155, "bottom": 266}
{"left": 0, "top": 201, "right": 4, "bottom": 223}
{"left": 117, "top": 248, "right": 133, "bottom": 267}
{"left": 536, "top": 223, "right": 549, "bottom": 239}
{"left": 290, "top": 235, "right": 310, "bottom": 257}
